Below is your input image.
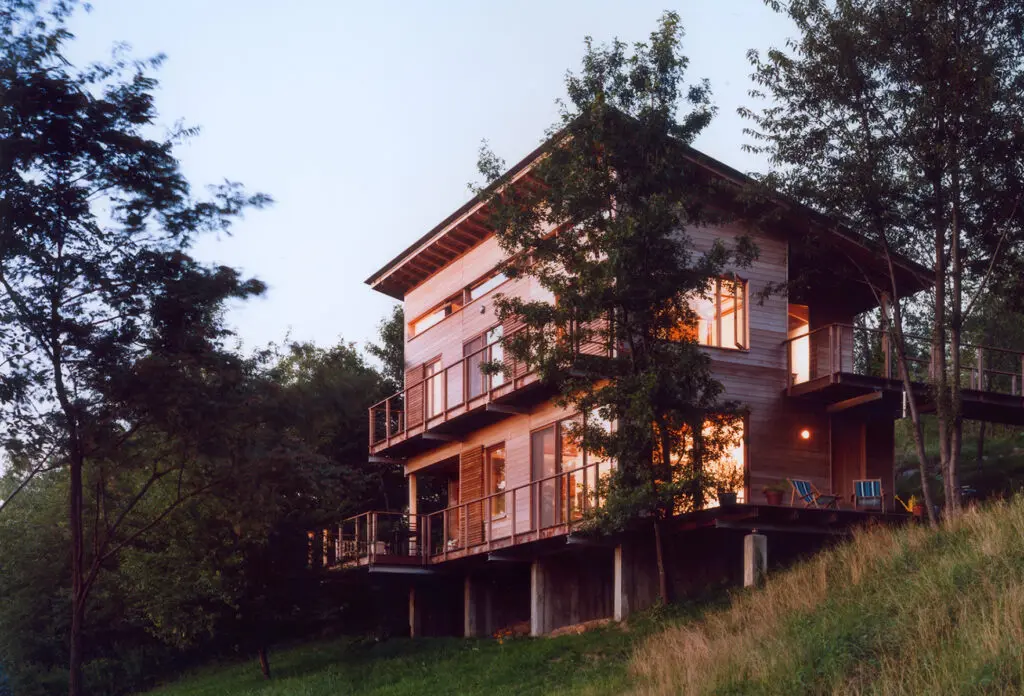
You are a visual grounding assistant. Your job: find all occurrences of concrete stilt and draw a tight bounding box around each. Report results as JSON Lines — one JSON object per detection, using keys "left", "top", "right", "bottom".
{"left": 530, "top": 560, "right": 547, "bottom": 636}
{"left": 409, "top": 585, "right": 422, "bottom": 637}
{"left": 743, "top": 533, "right": 767, "bottom": 587}
{"left": 464, "top": 575, "right": 478, "bottom": 637}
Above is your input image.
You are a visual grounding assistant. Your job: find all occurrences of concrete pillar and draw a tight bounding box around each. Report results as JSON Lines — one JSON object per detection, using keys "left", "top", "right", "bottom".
{"left": 408, "top": 585, "right": 422, "bottom": 637}
{"left": 464, "top": 575, "right": 479, "bottom": 637}
{"left": 530, "top": 560, "right": 547, "bottom": 636}
{"left": 408, "top": 473, "right": 418, "bottom": 514}
{"left": 613, "top": 544, "right": 628, "bottom": 621}
{"left": 743, "top": 533, "right": 767, "bottom": 587}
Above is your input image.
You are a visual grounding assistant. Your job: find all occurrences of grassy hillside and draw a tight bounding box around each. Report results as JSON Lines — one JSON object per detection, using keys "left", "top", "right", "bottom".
{"left": 144, "top": 616, "right": 665, "bottom": 696}
{"left": 633, "top": 497, "right": 1024, "bottom": 695}
{"left": 149, "top": 498, "right": 1024, "bottom": 696}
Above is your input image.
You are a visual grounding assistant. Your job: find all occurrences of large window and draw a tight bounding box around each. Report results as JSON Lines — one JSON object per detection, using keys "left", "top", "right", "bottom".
{"left": 487, "top": 444, "right": 506, "bottom": 518}
{"left": 689, "top": 277, "right": 748, "bottom": 350}
{"left": 530, "top": 415, "right": 614, "bottom": 528}
{"left": 660, "top": 415, "right": 746, "bottom": 510}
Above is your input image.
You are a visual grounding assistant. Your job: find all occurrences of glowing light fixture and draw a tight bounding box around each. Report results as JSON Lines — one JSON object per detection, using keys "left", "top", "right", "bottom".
{"left": 799, "top": 428, "right": 811, "bottom": 441}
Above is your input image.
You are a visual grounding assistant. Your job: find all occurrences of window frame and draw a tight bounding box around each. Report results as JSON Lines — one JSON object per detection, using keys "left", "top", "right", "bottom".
{"left": 485, "top": 442, "right": 507, "bottom": 519}
{"left": 407, "top": 265, "right": 512, "bottom": 340}
{"left": 691, "top": 275, "right": 749, "bottom": 351}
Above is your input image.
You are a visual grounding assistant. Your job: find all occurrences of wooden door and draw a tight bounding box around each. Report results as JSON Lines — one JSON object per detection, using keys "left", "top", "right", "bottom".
{"left": 831, "top": 417, "right": 865, "bottom": 503}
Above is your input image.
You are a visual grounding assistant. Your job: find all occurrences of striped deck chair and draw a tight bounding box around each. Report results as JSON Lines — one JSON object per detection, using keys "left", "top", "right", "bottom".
{"left": 788, "top": 478, "right": 839, "bottom": 509}
{"left": 853, "top": 479, "right": 884, "bottom": 512}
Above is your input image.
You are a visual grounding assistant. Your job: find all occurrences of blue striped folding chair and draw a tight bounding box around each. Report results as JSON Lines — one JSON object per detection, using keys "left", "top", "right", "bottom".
{"left": 788, "top": 478, "right": 839, "bottom": 509}
{"left": 853, "top": 479, "right": 884, "bottom": 512}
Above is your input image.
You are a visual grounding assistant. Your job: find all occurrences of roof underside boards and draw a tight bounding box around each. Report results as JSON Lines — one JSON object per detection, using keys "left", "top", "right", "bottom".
{"left": 365, "top": 138, "right": 932, "bottom": 307}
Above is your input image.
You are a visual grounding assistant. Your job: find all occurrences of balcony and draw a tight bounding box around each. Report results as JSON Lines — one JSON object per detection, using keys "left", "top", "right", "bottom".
{"left": 785, "top": 323, "right": 1024, "bottom": 424}
{"left": 319, "top": 460, "right": 612, "bottom": 570}
{"left": 369, "top": 324, "right": 610, "bottom": 458}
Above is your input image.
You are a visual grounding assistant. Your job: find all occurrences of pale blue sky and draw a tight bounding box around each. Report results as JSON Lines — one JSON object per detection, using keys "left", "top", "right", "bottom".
{"left": 66, "top": 1, "right": 793, "bottom": 354}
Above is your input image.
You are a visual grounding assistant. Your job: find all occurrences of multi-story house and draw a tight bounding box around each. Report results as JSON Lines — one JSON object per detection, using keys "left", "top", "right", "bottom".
{"left": 320, "top": 141, "right": 1024, "bottom": 639}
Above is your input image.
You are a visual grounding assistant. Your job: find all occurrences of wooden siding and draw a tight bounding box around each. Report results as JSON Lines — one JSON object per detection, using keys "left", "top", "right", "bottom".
{"left": 401, "top": 220, "right": 892, "bottom": 507}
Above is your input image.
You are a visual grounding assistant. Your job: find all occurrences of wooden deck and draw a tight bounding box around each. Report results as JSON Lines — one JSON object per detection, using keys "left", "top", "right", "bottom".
{"left": 785, "top": 324, "right": 1024, "bottom": 425}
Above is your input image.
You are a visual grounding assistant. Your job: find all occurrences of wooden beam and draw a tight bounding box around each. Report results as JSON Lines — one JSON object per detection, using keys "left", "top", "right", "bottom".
{"left": 714, "top": 520, "right": 851, "bottom": 536}
{"left": 369, "top": 456, "right": 406, "bottom": 464}
{"left": 422, "top": 432, "right": 460, "bottom": 442}
{"left": 486, "top": 403, "right": 529, "bottom": 415}
{"left": 826, "top": 391, "right": 884, "bottom": 413}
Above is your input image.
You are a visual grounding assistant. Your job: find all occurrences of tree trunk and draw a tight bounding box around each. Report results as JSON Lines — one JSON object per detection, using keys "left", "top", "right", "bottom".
{"left": 884, "top": 292, "right": 938, "bottom": 526}
{"left": 258, "top": 646, "right": 271, "bottom": 680}
{"left": 652, "top": 518, "right": 671, "bottom": 605}
{"left": 69, "top": 452, "right": 84, "bottom": 696}
{"left": 976, "top": 420, "right": 986, "bottom": 471}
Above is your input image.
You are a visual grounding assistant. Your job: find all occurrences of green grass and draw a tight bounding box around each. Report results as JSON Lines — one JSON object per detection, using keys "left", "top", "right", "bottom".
{"left": 633, "top": 497, "right": 1024, "bottom": 695}
{"left": 145, "top": 619, "right": 657, "bottom": 696}
{"left": 151, "top": 496, "right": 1024, "bottom": 695}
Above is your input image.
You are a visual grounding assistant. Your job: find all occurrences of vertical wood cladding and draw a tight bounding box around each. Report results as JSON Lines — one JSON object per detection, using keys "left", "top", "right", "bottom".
{"left": 400, "top": 222, "right": 893, "bottom": 504}
{"left": 460, "top": 446, "right": 485, "bottom": 546}
{"left": 405, "top": 364, "right": 425, "bottom": 429}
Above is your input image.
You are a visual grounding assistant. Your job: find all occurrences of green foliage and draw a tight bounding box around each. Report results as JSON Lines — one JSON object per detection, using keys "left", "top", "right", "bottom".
{"left": 366, "top": 305, "right": 405, "bottom": 395}
{"left": 743, "top": 0, "right": 1024, "bottom": 515}
{"left": 476, "top": 12, "right": 755, "bottom": 527}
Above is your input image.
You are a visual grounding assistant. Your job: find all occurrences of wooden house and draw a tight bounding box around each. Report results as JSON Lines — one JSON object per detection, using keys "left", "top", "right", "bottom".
{"left": 320, "top": 140, "right": 1024, "bottom": 638}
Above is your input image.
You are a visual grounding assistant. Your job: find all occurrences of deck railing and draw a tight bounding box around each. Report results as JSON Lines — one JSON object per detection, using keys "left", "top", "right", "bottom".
{"left": 323, "top": 511, "right": 428, "bottom": 567}
{"left": 369, "top": 321, "right": 611, "bottom": 449}
{"left": 368, "top": 333, "right": 517, "bottom": 448}
{"left": 785, "top": 323, "right": 1024, "bottom": 395}
{"left": 424, "top": 459, "right": 614, "bottom": 560}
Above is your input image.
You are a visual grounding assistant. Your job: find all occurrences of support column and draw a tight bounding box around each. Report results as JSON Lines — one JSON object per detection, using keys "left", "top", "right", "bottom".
{"left": 409, "top": 585, "right": 422, "bottom": 638}
{"left": 464, "top": 575, "right": 479, "bottom": 637}
{"left": 613, "top": 545, "right": 628, "bottom": 621}
{"left": 743, "top": 533, "right": 767, "bottom": 587}
{"left": 408, "top": 473, "right": 418, "bottom": 556}
{"left": 614, "top": 540, "right": 659, "bottom": 622}
{"left": 530, "top": 560, "right": 547, "bottom": 636}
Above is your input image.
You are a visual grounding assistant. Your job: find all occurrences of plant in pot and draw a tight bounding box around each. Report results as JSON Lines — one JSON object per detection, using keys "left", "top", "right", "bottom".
{"left": 762, "top": 481, "right": 788, "bottom": 506}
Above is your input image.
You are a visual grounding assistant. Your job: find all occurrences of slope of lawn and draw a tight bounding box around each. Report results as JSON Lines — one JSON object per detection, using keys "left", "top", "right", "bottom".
{"left": 150, "top": 496, "right": 1024, "bottom": 696}
{"left": 632, "top": 497, "right": 1024, "bottom": 695}
{"left": 144, "top": 613, "right": 674, "bottom": 696}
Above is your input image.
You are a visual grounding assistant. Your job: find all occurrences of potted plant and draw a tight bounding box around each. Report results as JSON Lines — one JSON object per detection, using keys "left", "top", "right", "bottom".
{"left": 762, "top": 481, "right": 788, "bottom": 506}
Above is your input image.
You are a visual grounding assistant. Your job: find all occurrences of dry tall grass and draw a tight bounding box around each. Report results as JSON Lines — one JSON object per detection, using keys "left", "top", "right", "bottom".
{"left": 632, "top": 499, "right": 1024, "bottom": 695}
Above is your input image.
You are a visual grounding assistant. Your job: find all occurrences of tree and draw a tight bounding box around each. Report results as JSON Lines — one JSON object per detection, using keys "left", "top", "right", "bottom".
{"left": 476, "top": 12, "right": 755, "bottom": 602}
{"left": 742, "top": 0, "right": 1024, "bottom": 521}
{"left": 366, "top": 305, "right": 404, "bottom": 395}
{"left": 0, "top": 3, "right": 269, "bottom": 693}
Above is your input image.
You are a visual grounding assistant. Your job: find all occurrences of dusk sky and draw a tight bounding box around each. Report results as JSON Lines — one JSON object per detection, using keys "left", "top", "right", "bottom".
{"left": 66, "top": 1, "right": 794, "bottom": 358}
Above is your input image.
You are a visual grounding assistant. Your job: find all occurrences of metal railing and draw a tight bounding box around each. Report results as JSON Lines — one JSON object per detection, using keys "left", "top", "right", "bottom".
{"left": 369, "top": 334, "right": 520, "bottom": 448}
{"left": 369, "top": 321, "right": 611, "bottom": 448}
{"left": 424, "top": 459, "right": 614, "bottom": 561}
{"left": 313, "top": 511, "right": 428, "bottom": 568}
{"left": 784, "top": 323, "right": 1024, "bottom": 396}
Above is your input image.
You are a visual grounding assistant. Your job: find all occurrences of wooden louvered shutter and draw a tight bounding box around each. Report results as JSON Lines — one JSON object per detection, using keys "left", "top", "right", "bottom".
{"left": 577, "top": 314, "right": 609, "bottom": 356}
{"left": 502, "top": 313, "right": 529, "bottom": 379}
{"left": 460, "top": 446, "right": 485, "bottom": 547}
{"left": 405, "top": 364, "right": 425, "bottom": 429}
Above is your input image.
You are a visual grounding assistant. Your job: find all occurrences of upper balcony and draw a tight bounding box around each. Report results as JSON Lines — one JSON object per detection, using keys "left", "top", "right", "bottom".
{"left": 369, "top": 324, "right": 609, "bottom": 458}
{"left": 784, "top": 323, "right": 1024, "bottom": 424}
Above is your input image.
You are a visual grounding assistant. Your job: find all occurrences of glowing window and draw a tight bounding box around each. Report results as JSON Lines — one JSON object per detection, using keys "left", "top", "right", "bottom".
{"left": 689, "top": 277, "right": 748, "bottom": 349}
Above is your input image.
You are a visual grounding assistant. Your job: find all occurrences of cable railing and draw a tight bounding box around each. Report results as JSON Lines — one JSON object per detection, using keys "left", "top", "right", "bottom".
{"left": 369, "top": 321, "right": 611, "bottom": 449}
{"left": 424, "top": 459, "right": 614, "bottom": 560}
{"left": 784, "top": 323, "right": 1024, "bottom": 396}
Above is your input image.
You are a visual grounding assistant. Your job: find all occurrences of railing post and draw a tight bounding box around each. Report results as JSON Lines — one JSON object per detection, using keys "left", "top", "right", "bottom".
{"left": 442, "top": 510, "right": 449, "bottom": 561}
{"left": 976, "top": 347, "right": 985, "bottom": 391}
{"left": 511, "top": 487, "right": 517, "bottom": 541}
{"left": 369, "top": 408, "right": 376, "bottom": 448}
{"left": 533, "top": 481, "right": 540, "bottom": 534}
{"left": 385, "top": 398, "right": 391, "bottom": 439}
{"left": 882, "top": 331, "right": 891, "bottom": 379}
{"left": 487, "top": 497, "right": 493, "bottom": 548}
